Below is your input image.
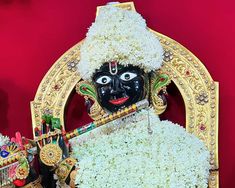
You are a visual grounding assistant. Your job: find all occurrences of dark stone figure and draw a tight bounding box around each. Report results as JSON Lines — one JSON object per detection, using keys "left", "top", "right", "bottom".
{"left": 93, "top": 62, "right": 148, "bottom": 112}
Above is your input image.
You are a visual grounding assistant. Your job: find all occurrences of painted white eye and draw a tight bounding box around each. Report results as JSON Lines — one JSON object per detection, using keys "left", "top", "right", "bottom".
{"left": 120, "top": 72, "right": 137, "bottom": 81}
{"left": 96, "top": 76, "right": 112, "bottom": 85}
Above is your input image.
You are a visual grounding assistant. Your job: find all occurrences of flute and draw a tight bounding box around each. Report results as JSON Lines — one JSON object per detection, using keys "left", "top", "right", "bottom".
{"left": 63, "top": 99, "right": 149, "bottom": 141}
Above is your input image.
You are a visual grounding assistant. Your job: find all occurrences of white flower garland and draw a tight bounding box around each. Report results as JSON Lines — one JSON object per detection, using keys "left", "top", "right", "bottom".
{"left": 71, "top": 109, "right": 210, "bottom": 188}
{"left": 0, "top": 133, "right": 9, "bottom": 147}
{"left": 77, "top": 6, "right": 164, "bottom": 80}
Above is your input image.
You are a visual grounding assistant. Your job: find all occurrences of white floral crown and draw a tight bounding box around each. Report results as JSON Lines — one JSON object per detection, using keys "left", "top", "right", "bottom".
{"left": 77, "top": 6, "right": 164, "bottom": 80}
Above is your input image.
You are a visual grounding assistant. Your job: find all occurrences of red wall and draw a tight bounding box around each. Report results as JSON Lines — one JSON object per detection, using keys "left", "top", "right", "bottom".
{"left": 0, "top": 0, "right": 234, "bottom": 186}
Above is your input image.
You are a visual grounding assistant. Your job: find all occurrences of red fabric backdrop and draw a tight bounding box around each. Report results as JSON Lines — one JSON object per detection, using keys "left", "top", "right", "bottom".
{"left": 0, "top": 0, "right": 234, "bottom": 186}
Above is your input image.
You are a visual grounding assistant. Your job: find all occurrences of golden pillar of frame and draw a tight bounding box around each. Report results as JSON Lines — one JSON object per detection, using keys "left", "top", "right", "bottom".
{"left": 30, "top": 2, "right": 219, "bottom": 187}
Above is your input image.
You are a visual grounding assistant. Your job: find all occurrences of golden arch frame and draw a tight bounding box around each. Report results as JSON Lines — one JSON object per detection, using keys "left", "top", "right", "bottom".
{"left": 30, "top": 2, "right": 219, "bottom": 187}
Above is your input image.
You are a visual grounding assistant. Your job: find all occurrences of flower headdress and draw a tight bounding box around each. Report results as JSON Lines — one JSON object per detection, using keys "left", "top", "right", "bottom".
{"left": 77, "top": 6, "right": 164, "bottom": 80}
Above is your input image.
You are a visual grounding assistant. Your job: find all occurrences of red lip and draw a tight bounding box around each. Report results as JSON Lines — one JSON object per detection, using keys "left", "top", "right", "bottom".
{"left": 109, "top": 97, "right": 129, "bottom": 105}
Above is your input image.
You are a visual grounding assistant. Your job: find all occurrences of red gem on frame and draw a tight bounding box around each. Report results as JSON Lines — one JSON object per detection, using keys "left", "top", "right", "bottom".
{"left": 199, "top": 124, "right": 206, "bottom": 131}
{"left": 186, "top": 70, "right": 190, "bottom": 75}
{"left": 160, "top": 77, "right": 165, "bottom": 81}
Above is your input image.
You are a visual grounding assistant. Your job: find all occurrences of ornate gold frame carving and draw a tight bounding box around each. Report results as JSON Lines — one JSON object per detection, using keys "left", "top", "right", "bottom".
{"left": 30, "top": 2, "right": 219, "bottom": 187}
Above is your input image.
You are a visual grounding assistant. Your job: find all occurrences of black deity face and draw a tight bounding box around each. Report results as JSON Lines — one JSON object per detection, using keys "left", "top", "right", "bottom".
{"left": 92, "top": 62, "right": 146, "bottom": 112}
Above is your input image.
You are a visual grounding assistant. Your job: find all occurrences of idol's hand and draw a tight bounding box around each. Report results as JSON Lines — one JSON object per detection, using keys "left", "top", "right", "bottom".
{"left": 34, "top": 115, "right": 69, "bottom": 188}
